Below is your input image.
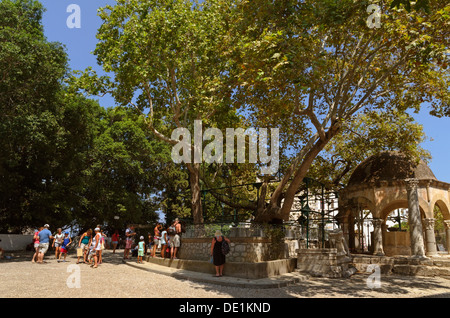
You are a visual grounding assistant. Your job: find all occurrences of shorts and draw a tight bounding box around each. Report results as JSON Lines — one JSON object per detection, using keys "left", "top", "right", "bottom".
{"left": 153, "top": 237, "right": 160, "bottom": 245}
{"left": 61, "top": 247, "right": 68, "bottom": 254}
{"left": 125, "top": 240, "right": 132, "bottom": 249}
{"left": 54, "top": 242, "right": 62, "bottom": 248}
{"left": 170, "top": 234, "right": 181, "bottom": 248}
{"left": 138, "top": 250, "right": 144, "bottom": 257}
{"left": 80, "top": 243, "right": 88, "bottom": 251}
{"left": 34, "top": 243, "right": 40, "bottom": 249}
{"left": 38, "top": 243, "right": 49, "bottom": 254}
{"left": 112, "top": 241, "right": 118, "bottom": 245}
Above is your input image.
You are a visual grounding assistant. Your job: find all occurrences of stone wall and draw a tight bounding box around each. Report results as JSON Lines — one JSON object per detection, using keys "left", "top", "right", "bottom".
{"left": 0, "top": 234, "right": 33, "bottom": 251}
{"left": 178, "top": 236, "right": 299, "bottom": 263}
{"left": 384, "top": 231, "right": 411, "bottom": 256}
{"left": 296, "top": 248, "right": 354, "bottom": 278}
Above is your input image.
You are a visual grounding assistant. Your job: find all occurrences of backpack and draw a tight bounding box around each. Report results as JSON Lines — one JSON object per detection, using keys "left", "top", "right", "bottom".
{"left": 180, "top": 221, "right": 186, "bottom": 234}
{"left": 167, "top": 226, "right": 176, "bottom": 236}
{"left": 221, "top": 236, "right": 230, "bottom": 255}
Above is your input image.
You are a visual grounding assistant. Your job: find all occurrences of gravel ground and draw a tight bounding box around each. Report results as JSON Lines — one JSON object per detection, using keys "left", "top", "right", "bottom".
{"left": 1, "top": 249, "right": 450, "bottom": 298}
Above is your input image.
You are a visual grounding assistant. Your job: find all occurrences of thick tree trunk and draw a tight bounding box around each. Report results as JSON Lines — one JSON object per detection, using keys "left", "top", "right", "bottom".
{"left": 186, "top": 163, "right": 204, "bottom": 225}
{"left": 255, "top": 124, "right": 341, "bottom": 223}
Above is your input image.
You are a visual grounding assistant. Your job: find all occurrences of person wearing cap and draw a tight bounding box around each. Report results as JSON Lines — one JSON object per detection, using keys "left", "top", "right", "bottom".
{"left": 90, "top": 228, "right": 102, "bottom": 268}
{"left": 137, "top": 236, "right": 145, "bottom": 263}
{"left": 170, "top": 218, "right": 182, "bottom": 260}
{"left": 58, "top": 232, "right": 72, "bottom": 262}
{"left": 37, "top": 224, "right": 53, "bottom": 263}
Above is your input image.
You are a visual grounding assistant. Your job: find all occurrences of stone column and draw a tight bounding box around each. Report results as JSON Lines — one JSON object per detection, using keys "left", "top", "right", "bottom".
{"left": 371, "top": 218, "right": 384, "bottom": 256}
{"left": 444, "top": 220, "right": 450, "bottom": 254}
{"left": 405, "top": 178, "right": 426, "bottom": 258}
{"left": 336, "top": 214, "right": 349, "bottom": 249}
{"left": 423, "top": 218, "right": 438, "bottom": 257}
{"left": 348, "top": 210, "right": 356, "bottom": 252}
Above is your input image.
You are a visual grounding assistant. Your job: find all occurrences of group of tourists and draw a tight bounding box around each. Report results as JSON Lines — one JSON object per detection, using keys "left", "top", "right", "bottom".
{"left": 27, "top": 218, "right": 232, "bottom": 277}
{"left": 76, "top": 227, "right": 106, "bottom": 268}
{"left": 149, "top": 218, "right": 182, "bottom": 260}
{"left": 31, "top": 224, "right": 106, "bottom": 268}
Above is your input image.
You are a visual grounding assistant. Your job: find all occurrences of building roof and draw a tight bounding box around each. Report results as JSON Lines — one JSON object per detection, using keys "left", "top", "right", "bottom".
{"left": 347, "top": 151, "right": 437, "bottom": 186}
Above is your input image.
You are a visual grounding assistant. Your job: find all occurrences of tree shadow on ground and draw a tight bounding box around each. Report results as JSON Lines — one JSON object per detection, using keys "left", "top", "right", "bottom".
{"left": 181, "top": 272, "right": 450, "bottom": 298}
{"left": 0, "top": 249, "right": 126, "bottom": 265}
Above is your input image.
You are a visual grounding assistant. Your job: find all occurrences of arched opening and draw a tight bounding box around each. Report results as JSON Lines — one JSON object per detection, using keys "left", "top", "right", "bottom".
{"left": 384, "top": 208, "right": 411, "bottom": 256}
{"left": 380, "top": 202, "right": 427, "bottom": 256}
{"left": 353, "top": 209, "right": 374, "bottom": 254}
{"left": 433, "top": 200, "right": 450, "bottom": 252}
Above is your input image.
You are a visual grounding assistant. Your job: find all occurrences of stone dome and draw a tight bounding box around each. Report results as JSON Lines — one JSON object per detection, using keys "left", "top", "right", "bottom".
{"left": 347, "top": 151, "right": 436, "bottom": 186}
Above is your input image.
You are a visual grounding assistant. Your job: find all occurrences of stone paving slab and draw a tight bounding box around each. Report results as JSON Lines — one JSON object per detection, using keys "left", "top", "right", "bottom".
{"left": 2, "top": 249, "right": 450, "bottom": 298}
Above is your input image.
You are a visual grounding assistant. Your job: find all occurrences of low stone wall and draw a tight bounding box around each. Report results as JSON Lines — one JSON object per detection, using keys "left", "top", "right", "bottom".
{"left": 178, "top": 237, "right": 298, "bottom": 263}
{"left": 296, "top": 248, "right": 355, "bottom": 278}
{"left": 351, "top": 254, "right": 450, "bottom": 277}
{"left": 0, "top": 234, "right": 33, "bottom": 251}
{"left": 384, "top": 231, "right": 411, "bottom": 256}
{"left": 144, "top": 256, "right": 298, "bottom": 279}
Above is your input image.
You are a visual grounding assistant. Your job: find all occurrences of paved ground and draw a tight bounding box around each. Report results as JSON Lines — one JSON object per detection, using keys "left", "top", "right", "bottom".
{"left": 1, "top": 249, "right": 450, "bottom": 298}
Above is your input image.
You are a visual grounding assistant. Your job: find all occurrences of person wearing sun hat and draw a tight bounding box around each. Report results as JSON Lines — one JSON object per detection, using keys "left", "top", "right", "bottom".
{"left": 37, "top": 224, "right": 53, "bottom": 263}
{"left": 90, "top": 228, "right": 102, "bottom": 268}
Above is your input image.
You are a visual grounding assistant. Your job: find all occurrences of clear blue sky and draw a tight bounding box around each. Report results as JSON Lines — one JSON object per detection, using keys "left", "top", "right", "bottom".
{"left": 39, "top": 1, "right": 450, "bottom": 183}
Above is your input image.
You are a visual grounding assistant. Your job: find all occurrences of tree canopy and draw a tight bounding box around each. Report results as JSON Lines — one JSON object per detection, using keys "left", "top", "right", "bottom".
{"left": 3, "top": 0, "right": 448, "bottom": 230}
{"left": 0, "top": 0, "right": 188, "bottom": 233}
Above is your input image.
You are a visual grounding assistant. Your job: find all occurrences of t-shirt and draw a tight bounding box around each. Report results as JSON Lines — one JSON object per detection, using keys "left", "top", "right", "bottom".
{"left": 81, "top": 234, "right": 90, "bottom": 244}
{"left": 125, "top": 228, "right": 132, "bottom": 241}
{"left": 61, "top": 237, "right": 70, "bottom": 249}
{"left": 55, "top": 233, "right": 64, "bottom": 244}
{"left": 38, "top": 229, "right": 52, "bottom": 244}
{"left": 112, "top": 233, "right": 119, "bottom": 242}
{"left": 138, "top": 241, "right": 144, "bottom": 251}
{"left": 160, "top": 230, "right": 167, "bottom": 244}
{"left": 34, "top": 231, "right": 40, "bottom": 244}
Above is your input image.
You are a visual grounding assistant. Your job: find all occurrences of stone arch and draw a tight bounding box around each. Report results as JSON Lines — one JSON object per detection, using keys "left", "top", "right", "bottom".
{"left": 352, "top": 196, "right": 376, "bottom": 214}
{"left": 379, "top": 200, "right": 427, "bottom": 222}
{"left": 430, "top": 197, "right": 450, "bottom": 220}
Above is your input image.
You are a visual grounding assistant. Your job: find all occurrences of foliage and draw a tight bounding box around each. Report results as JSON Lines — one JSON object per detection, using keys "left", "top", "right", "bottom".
{"left": 227, "top": 0, "right": 450, "bottom": 221}
{"left": 0, "top": 0, "right": 70, "bottom": 232}
{"left": 0, "top": 0, "right": 189, "bottom": 233}
{"left": 308, "top": 109, "right": 431, "bottom": 189}
{"left": 81, "top": 0, "right": 242, "bottom": 224}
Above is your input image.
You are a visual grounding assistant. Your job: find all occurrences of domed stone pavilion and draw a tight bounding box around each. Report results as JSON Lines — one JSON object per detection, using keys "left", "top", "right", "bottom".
{"left": 337, "top": 151, "right": 450, "bottom": 257}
